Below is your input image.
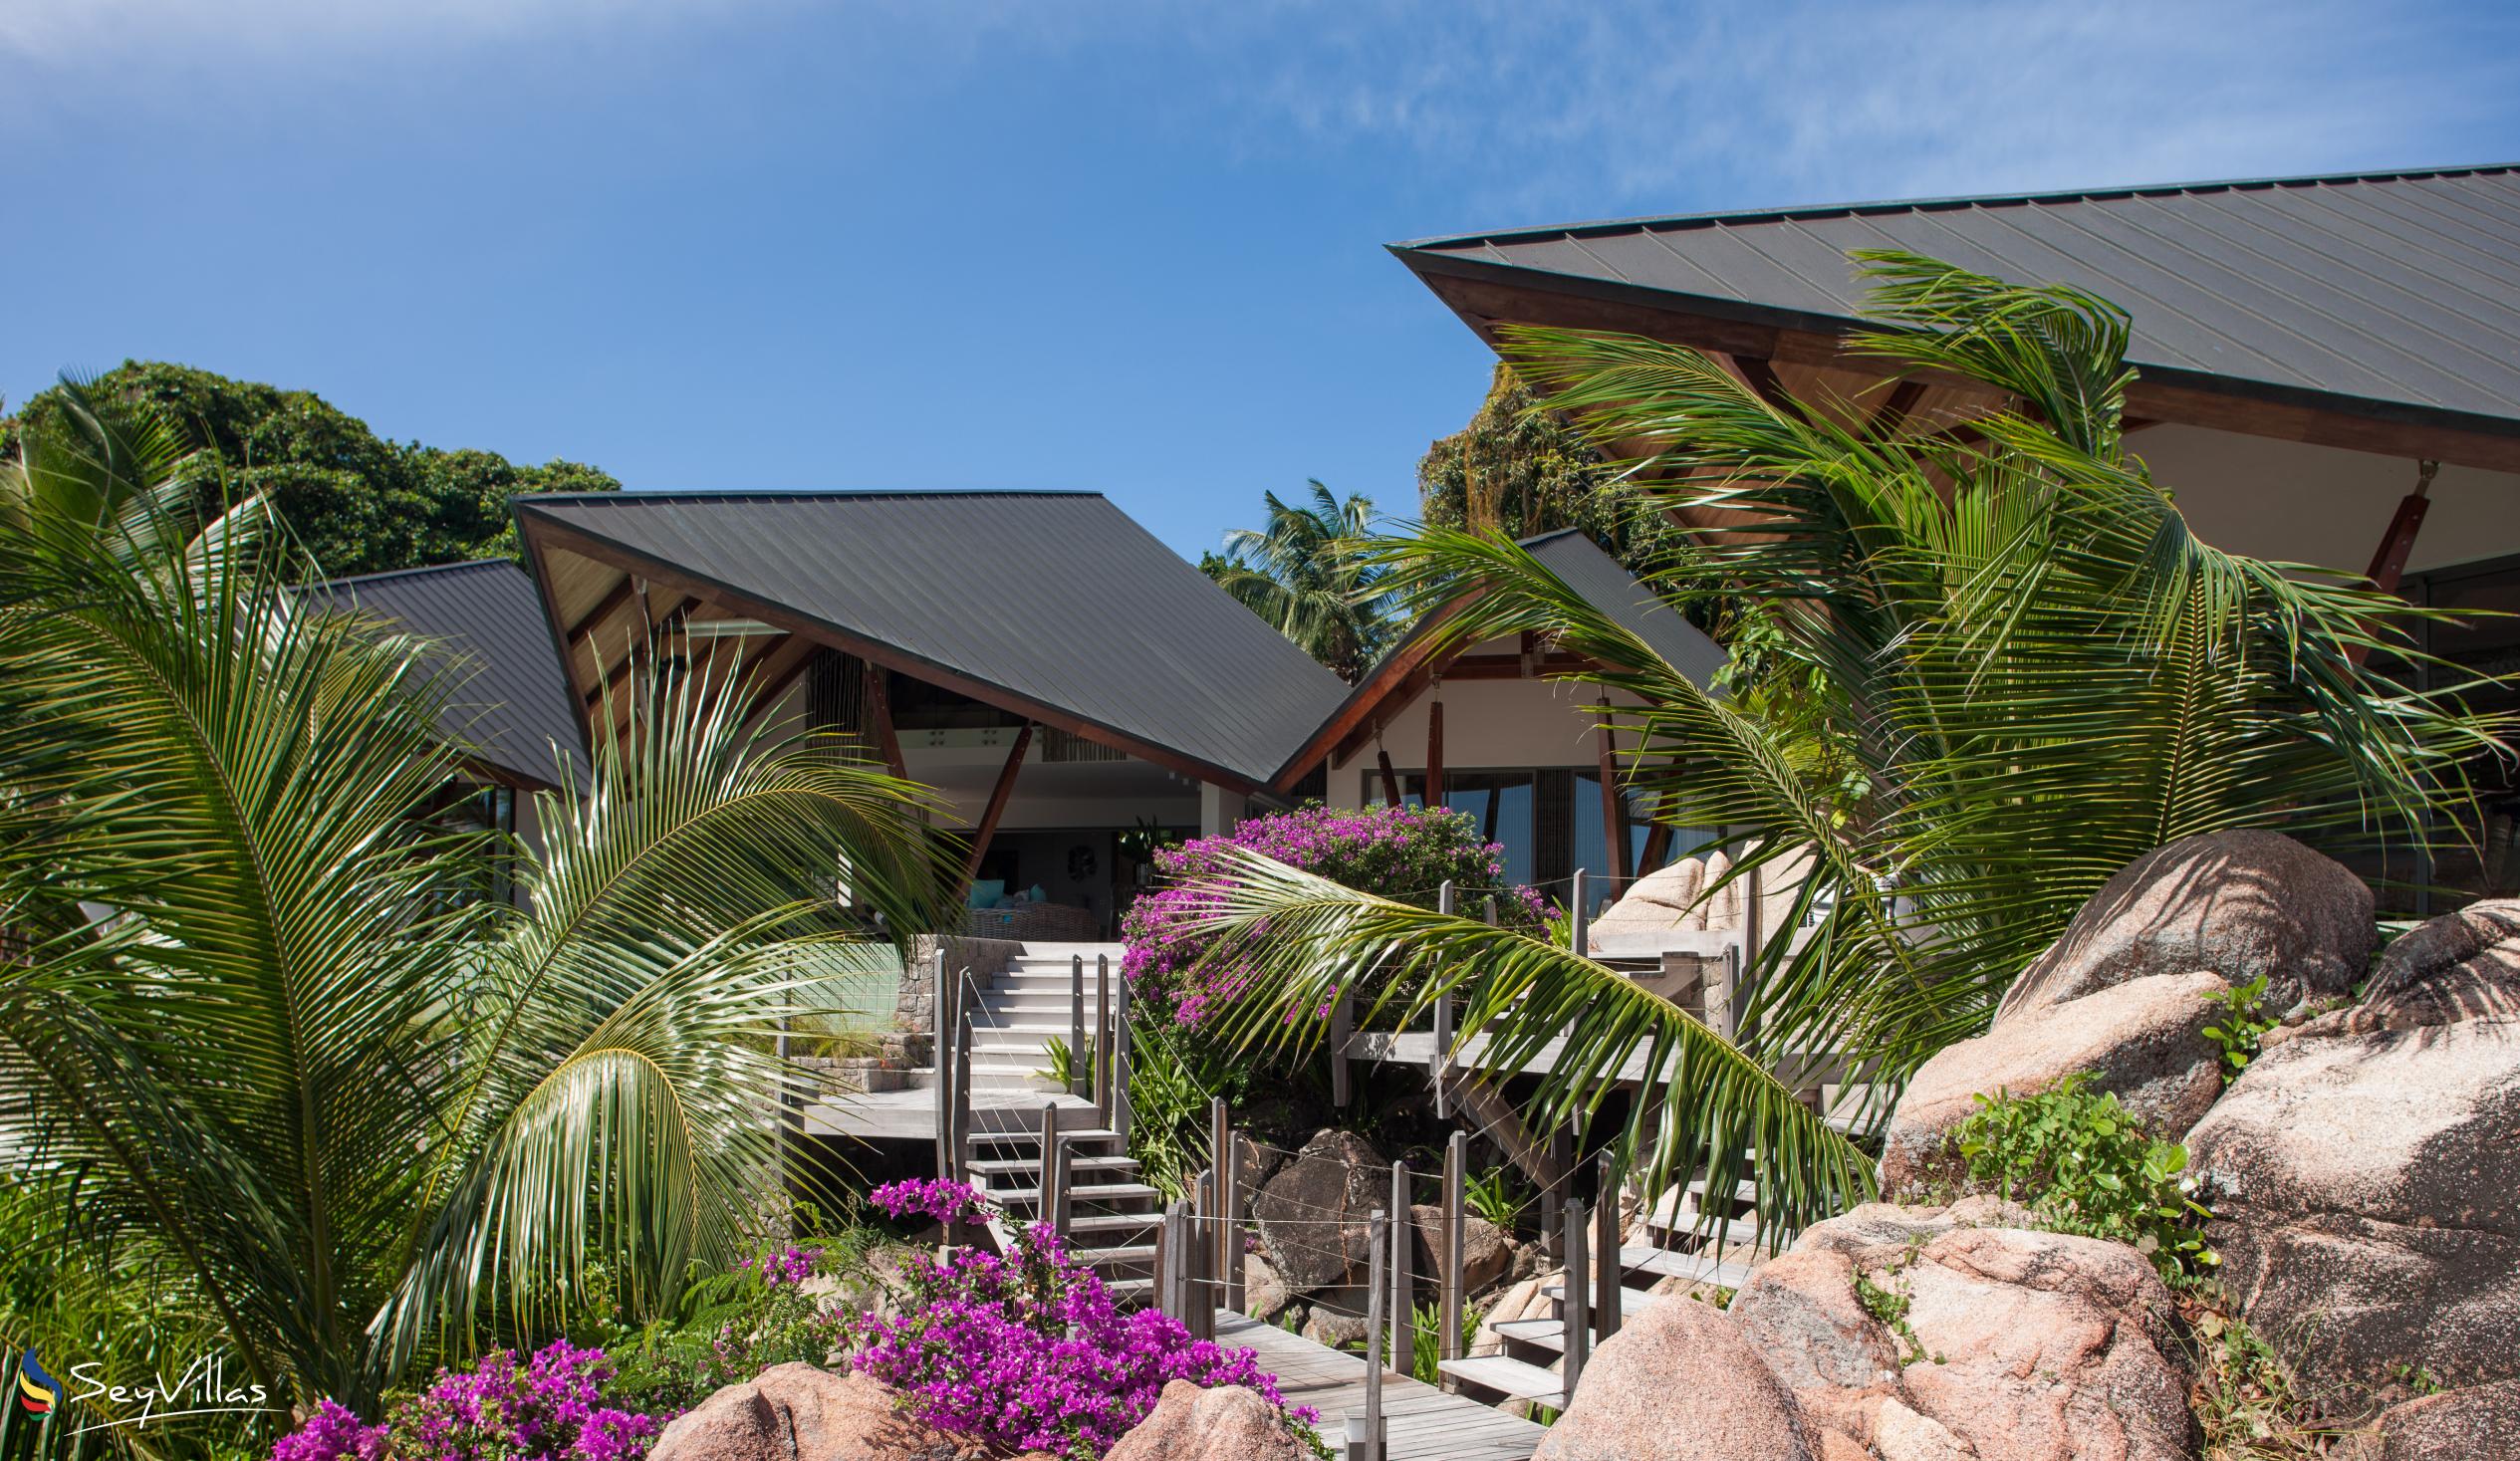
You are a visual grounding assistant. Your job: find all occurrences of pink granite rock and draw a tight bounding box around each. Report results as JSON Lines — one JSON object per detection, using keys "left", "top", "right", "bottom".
{"left": 1103, "top": 1380, "right": 1313, "bottom": 1461}
{"left": 646, "top": 1364, "right": 983, "bottom": 1461}
{"left": 1534, "top": 1294, "right": 1816, "bottom": 1461}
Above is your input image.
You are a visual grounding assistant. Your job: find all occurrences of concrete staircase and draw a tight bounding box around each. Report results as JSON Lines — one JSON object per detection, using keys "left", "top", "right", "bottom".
{"left": 961, "top": 941, "right": 1123, "bottom": 1090}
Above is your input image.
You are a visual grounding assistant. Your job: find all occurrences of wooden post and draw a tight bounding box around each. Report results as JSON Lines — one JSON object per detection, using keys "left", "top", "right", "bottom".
{"left": 1111, "top": 965, "right": 1134, "bottom": 1141}
{"left": 1376, "top": 749, "right": 1402, "bottom": 809}
{"left": 1595, "top": 1150, "right": 1622, "bottom": 1341}
{"left": 1070, "top": 955, "right": 1088, "bottom": 1097}
{"left": 1039, "top": 1102, "right": 1061, "bottom": 1229}
{"left": 1595, "top": 700, "right": 1630, "bottom": 883}
{"left": 950, "top": 994, "right": 973, "bottom": 1187}
{"left": 1425, "top": 693, "right": 1445, "bottom": 807}
{"left": 1565, "top": 1199, "right": 1592, "bottom": 1395}
{"left": 1094, "top": 952, "right": 1114, "bottom": 1123}
{"left": 1329, "top": 991, "right": 1355, "bottom": 1107}
{"left": 1543, "top": 1126, "right": 1572, "bottom": 1262}
{"left": 931, "top": 948, "right": 951, "bottom": 1179}
{"left": 1440, "top": 1131, "right": 1466, "bottom": 1380}
{"left": 1572, "top": 867, "right": 1590, "bottom": 958}
{"left": 1434, "top": 881, "right": 1454, "bottom": 1120}
{"left": 1192, "top": 1171, "right": 1215, "bottom": 1342}
{"left": 1052, "top": 1136, "right": 1076, "bottom": 1242}
{"left": 1356, "top": 1209, "right": 1389, "bottom": 1461}
{"left": 1389, "top": 1160, "right": 1413, "bottom": 1380}
{"left": 1211, "top": 1097, "right": 1234, "bottom": 1310}
{"left": 862, "top": 660, "right": 907, "bottom": 781}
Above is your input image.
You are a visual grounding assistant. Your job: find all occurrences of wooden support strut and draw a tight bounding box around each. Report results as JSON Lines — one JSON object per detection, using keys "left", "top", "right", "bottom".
{"left": 2348, "top": 459, "right": 2440, "bottom": 667}
{"left": 961, "top": 722, "right": 1034, "bottom": 882}
{"left": 1376, "top": 748, "right": 1403, "bottom": 809}
{"left": 862, "top": 660, "right": 908, "bottom": 781}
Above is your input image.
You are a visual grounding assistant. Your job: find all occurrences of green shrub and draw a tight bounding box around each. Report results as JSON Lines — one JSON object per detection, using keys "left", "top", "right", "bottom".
{"left": 2199, "top": 974, "right": 2277, "bottom": 1084}
{"left": 1949, "top": 1076, "right": 2213, "bottom": 1280}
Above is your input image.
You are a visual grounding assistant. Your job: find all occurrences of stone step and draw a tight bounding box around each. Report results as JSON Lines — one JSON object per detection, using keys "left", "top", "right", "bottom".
{"left": 1435, "top": 1355, "right": 1565, "bottom": 1408}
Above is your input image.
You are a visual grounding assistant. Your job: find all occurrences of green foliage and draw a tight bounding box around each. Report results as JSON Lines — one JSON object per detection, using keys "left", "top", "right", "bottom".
{"left": 1951, "top": 1078, "right": 2212, "bottom": 1279}
{"left": 1416, "top": 362, "right": 1688, "bottom": 581}
{"left": 0, "top": 385, "right": 955, "bottom": 1413}
{"left": 1202, "top": 482, "right": 1397, "bottom": 681}
{"left": 1464, "top": 1167, "right": 1525, "bottom": 1231}
{"left": 1, "top": 362, "right": 619, "bottom": 577}
{"left": 1407, "top": 1301, "right": 1479, "bottom": 1387}
{"left": 2200, "top": 975, "right": 2277, "bottom": 1083}
{"left": 1037, "top": 1034, "right": 1092, "bottom": 1089}
{"left": 1852, "top": 1270, "right": 1922, "bottom": 1364}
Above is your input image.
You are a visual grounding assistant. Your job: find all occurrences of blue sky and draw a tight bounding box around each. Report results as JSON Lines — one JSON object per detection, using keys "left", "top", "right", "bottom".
{"left": 5, "top": 1, "right": 2516, "bottom": 560}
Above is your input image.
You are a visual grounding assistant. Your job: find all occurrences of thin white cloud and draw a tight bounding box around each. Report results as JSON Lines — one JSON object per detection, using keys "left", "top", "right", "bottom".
{"left": 0, "top": 0, "right": 737, "bottom": 62}
{"left": 1224, "top": 0, "right": 2520, "bottom": 217}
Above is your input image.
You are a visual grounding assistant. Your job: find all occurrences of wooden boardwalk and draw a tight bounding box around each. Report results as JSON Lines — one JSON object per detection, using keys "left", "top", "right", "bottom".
{"left": 1218, "top": 1313, "right": 1548, "bottom": 1461}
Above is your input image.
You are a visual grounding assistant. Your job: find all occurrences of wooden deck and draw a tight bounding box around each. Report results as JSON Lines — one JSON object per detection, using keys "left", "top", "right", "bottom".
{"left": 1218, "top": 1313, "right": 1548, "bottom": 1461}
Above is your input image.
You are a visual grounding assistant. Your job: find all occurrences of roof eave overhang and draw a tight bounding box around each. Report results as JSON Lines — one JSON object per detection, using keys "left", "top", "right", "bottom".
{"left": 513, "top": 503, "right": 1275, "bottom": 797}
{"left": 1389, "top": 246, "right": 2520, "bottom": 475}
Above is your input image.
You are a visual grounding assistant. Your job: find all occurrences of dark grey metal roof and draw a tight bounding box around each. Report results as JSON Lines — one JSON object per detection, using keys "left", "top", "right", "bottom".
{"left": 1520, "top": 530, "right": 1727, "bottom": 687}
{"left": 1394, "top": 163, "right": 2520, "bottom": 439}
{"left": 301, "top": 559, "right": 586, "bottom": 791}
{"left": 514, "top": 490, "right": 1353, "bottom": 787}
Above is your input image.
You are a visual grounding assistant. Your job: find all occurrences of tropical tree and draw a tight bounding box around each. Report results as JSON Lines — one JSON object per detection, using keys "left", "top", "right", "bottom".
{"left": 1202, "top": 482, "right": 1396, "bottom": 680}
{"left": 1176, "top": 253, "right": 2510, "bottom": 1245}
{"left": 0, "top": 383, "right": 954, "bottom": 1420}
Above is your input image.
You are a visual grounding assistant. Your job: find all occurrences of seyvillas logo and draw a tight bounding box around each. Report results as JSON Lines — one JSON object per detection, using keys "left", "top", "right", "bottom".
{"left": 16, "top": 1351, "right": 60, "bottom": 1416}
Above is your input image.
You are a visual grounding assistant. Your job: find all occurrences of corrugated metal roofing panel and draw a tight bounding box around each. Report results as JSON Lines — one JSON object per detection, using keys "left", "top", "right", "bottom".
{"left": 513, "top": 490, "right": 1353, "bottom": 787}
{"left": 301, "top": 559, "right": 586, "bottom": 791}
{"left": 1395, "top": 164, "right": 2520, "bottom": 429}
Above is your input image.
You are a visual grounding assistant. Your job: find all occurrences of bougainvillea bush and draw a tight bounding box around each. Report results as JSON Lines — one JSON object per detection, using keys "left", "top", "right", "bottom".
{"left": 274, "top": 1341, "right": 659, "bottom": 1461}
{"left": 850, "top": 1180, "right": 1318, "bottom": 1458}
{"left": 1121, "top": 801, "right": 1550, "bottom": 1028}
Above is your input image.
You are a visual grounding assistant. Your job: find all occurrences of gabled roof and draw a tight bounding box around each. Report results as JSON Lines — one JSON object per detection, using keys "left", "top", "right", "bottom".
{"left": 300, "top": 559, "right": 585, "bottom": 791}
{"left": 1393, "top": 163, "right": 2520, "bottom": 464}
{"left": 1270, "top": 531, "right": 1724, "bottom": 789}
{"left": 513, "top": 490, "right": 1353, "bottom": 790}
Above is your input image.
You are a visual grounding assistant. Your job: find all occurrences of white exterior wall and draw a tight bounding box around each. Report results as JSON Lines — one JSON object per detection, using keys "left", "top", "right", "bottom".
{"left": 2134, "top": 423, "right": 2520, "bottom": 575}
{"left": 1323, "top": 635, "right": 1636, "bottom": 805}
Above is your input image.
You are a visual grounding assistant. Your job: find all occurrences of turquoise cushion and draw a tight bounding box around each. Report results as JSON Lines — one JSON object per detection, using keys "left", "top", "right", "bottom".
{"left": 967, "top": 879, "right": 1005, "bottom": 910}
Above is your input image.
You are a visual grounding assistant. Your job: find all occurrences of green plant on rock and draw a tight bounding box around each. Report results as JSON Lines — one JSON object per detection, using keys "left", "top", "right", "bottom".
{"left": 1464, "top": 1167, "right": 1526, "bottom": 1232}
{"left": 1853, "top": 1271, "right": 1922, "bottom": 1365}
{"left": 2200, "top": 975, "right": 2277, "bottom": 1084}
{"left": 1950, "top": 1077, "right": 2212, "bottom": 1280}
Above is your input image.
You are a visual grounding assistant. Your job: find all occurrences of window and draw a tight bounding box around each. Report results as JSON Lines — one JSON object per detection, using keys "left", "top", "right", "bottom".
{"left": 1374, "top": 767, "right": 1721, "bottom": 903}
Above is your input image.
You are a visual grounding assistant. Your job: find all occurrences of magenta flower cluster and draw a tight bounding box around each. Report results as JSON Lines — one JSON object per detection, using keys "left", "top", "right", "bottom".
{"left": 272, "top": 1401, "right": 387, "bottom": 1461}
{"left": 735, "top": 1243, "right": 822, "bottom": 1287}
{"left": 272, "top": 1343, "right": 661, "bottom": 1461}
{"left": 844, "top": 1183, "right": 1314, "bottom": 1458}
{"left": 869, "top": 1176, "right": 994, "bottom": 1227}
{"left": 1120, "top": 801, "right": 1553, "bottom": 1027}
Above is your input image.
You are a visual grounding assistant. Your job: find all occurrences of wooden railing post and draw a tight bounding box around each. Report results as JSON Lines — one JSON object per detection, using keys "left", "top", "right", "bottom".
{"left": 1223, "top": 1121, "right": 1246, "bottom": 1314}
{"left": 1039, "top": 1101, "right": 1061, "bottom": 1230}
{"left": 1052, "top": 1135, "right": 1076, "bottom": 1243}
{"left": 1440, "top": 1130, "right": 1465, "bottom": 1383}
{"left": 931, "top": 948, "right": 951, "bottom": 1179}
{"left": 1433, "top": 881, "right": 1454, "bottom": 1120}
{"left": 949, "top": 987, "right": 973, "bottom": 1187}
{"left": 1388, "top": 1160, "right": 1412, "bottom": 1380}
{"left": 1094, "top": 952, "right": 1114, "bottom": 1122}
{"left": 1595, "top": 1150, "right": 1622, "bottom": 1341}
{"left": 1350, "top": 1208, "right": 1388, "bottom": 1461}
{"left": 1572, "top": 867, "right": 1590, "bottom": 957}
{"left": 1565, "top": 1198, "right": 1592, "bottom": 1396}
{"left": 1210, "top": 1097, "right": 1235, "bottom": 1311}
{"left": 1191, "top": 1169, "right": 1216, "bottom": 1341}
{"left": 1111, "top": 962, "right": 1133, "bottom": 1140}
{"left": 1542, "top": 1124, "right": 1572, "bottom": 1262}
{"left": 1070, "top": 954, "right": 1088, "bottom": 1097}
{"left": 1329, "top": 991, "right": 1355, "bottom": 1107}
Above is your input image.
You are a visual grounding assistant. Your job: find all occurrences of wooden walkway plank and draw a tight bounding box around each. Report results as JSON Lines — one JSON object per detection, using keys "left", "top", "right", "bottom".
{"left": 1218, "top": 1313, "right": 1547, "bottom": 1461}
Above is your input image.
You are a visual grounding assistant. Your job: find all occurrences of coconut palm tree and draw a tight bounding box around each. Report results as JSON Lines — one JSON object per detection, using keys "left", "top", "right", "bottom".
{"left": 1203, "top": 482, "right": 1396, "bottom": 680}
{"left": 1177, "top": 254, "right": 2510, "bottom": 1244}
{"left": 0, "top": 383, "right": 957, "bottom": 1414}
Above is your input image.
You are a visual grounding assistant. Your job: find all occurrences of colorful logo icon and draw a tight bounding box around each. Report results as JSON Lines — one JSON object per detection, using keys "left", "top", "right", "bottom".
{"left": 16, "top": 1350, "right": 59, "bottom": 1415}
